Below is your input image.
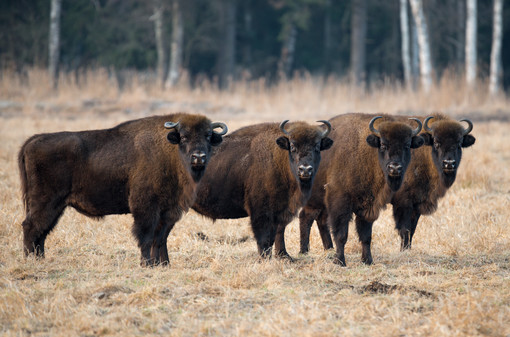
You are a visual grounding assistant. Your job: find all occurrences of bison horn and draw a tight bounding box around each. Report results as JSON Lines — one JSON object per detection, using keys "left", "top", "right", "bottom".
{"left": 368, "top": 116, "right": 382, "bottom": 135}
{"left": 459, "top": 119, "right": 473, "bottom": 135}
{"left": 279, "top": 120, "right": 290, "bottom": 136}
{"left": 424, "top": 116, "right": 434, "bottom": 132}
{"left": 408, "top": 118, "right": 423, "bottom": 136}
{"left": 317, "top": 120, "right": 332, "bottom": 138}
{"left": 212, "top": 122, "right": 228, "bottom": 135}
{"left": 164, "top": 121, "right": 180, "bottom": 130}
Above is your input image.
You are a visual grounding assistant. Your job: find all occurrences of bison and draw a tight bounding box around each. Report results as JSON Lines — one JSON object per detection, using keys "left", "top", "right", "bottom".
{"left": 299, "top": 114, "right": 475, "bottom": 256}
{"left": 186, "top": 120, "right": 333, "bottom": 260}
{"left": 292, "top": 113, "right": 424, "bottom": 266}
{"left": 18, "top": 113, "right": 227, "bottom": 266}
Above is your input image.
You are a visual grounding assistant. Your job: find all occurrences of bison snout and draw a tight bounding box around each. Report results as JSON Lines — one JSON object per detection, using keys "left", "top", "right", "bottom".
{"left": 442, "top": 159, "right": 456, "bottom": 171}
{"left": 298, "top": 165, "right": 313, "bottom": 180}
{"left": 191, "top": 152, "right": 207, "bottom": 167}
{"left": 387, "top": 162, "right": 403, "bottom": 177}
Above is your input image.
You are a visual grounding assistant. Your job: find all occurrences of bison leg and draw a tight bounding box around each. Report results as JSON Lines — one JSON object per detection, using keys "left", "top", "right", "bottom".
{"left": 393, "top": 206, "right": 416, "bottom": 250}
{"left": 22, "top": 200, "right": 66, "bottom": 258}
{"left": 328, "top": 211, "right": 352, "bottom": 266}
{"left": 131, "top": 209, "right": 160, "bottom": 267}
{"left": 151, "top": 210, "right": 180, "bottom": 266}
{"left": 316, "top": 210, "right": 333, "bottom": 251}
{"left": 274, "top": 223, "right": 294, "bottom": 261}
{"left": 355, "top": 216, "right": 373, "bottom": 265}
{"left": 250, "top": 214, "right": 276, "bottom": 259}
{"left": 298, "top": 208, "right": 319, "bottom": 254}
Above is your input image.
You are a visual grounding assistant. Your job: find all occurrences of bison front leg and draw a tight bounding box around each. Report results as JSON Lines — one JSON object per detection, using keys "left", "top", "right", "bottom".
{"left": 355, "top": 216, "right": 373, "bottom": 265}
{"left": 316, "top": 210, "right": 333, "bottom": 251}
{"left": 132, "top": 209, "right": 160, "bottom": 267}
{"left": 250, "top": 214, "right": 276, "bottom": 259}
{"left": 393, "top": 206, "right": 418, "bottom": 250}
{"left": 298, "top": 208, "right": 319, "bottom": 254}
{"left": 274, "top": 222, "right": 294, "bottom": 261}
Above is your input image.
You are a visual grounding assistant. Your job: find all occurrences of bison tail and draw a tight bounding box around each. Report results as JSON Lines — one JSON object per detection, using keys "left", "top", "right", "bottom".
{"left": 18, "top": 143, "right": 29, "bottom": 213}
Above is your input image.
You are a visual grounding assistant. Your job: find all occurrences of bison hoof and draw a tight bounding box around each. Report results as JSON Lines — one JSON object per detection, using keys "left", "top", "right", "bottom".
{"left": 333, "top": 256, "right": 346, "bottom": 267}
{"left": 362, "top": 257, "right": 373, "bottom": 265}
{"left": 275, "top": 251, "right": 295, "bottom": 262}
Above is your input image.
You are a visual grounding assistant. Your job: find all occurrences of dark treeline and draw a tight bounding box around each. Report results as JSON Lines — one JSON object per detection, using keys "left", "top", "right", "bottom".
{"left": 0, "top": 0, "right": 508, "bottom": 90}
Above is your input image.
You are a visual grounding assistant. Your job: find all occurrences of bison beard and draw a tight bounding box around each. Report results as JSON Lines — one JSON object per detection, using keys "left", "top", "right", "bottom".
{"left": 294, "top": 113, "right": 424, "bottom": 266}
{"left": 18, "top": 113, "right": 227, "bottom": 266}
{"left": 192, "top": 120, "right": 333, "bottom": 260}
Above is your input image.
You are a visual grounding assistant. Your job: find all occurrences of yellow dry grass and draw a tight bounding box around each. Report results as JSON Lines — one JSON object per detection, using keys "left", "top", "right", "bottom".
{"left": 0, "top": 69, "right": 509, "bottom": 336}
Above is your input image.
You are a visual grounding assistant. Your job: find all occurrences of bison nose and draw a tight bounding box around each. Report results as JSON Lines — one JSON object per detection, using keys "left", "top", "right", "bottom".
{"left": 298, "top": 165, "right": 313, "bottom": 179}
{"left": 191, "top": 152, "right": 207, "bottom": 166}
{"left": 387, "top": 162, "right": 403, "bottom": 177}
{"left": 443, "top": 159, "right": 456, "bottom": 170}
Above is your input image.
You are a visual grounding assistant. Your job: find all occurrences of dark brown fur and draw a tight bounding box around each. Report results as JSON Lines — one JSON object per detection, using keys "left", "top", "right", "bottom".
{"left": 191, "top": 121, "right": 333, "bottom": 259}
{"left": 18, "top": 113, "right": 225, "bottom": 266}
{"left": 294, "top": 113, "right": 424, "bottom": 266}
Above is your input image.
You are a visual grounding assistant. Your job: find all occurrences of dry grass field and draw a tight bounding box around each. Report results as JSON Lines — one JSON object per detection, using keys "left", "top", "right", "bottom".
{"left": 1, "top": 69, "right": 509, "bottom": 336}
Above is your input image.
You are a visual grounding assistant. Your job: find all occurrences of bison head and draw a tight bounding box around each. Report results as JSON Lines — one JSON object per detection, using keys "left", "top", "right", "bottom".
{"left": 276, "top": 120, "right": 334, "bottom": 190}
{"left": 165, "top": 116, "right": 228, "bottom": 182}
{"left": 421, "top": 116, "right": 475, "bottom": 187}
{"left": 366, "top": 116, "right": 424, "bottom": 191}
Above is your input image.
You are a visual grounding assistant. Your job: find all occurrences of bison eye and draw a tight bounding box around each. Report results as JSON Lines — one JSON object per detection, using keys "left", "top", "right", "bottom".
{"left": 433, "top": 141, "right": 440, "bottom": 150}
{"left": 290, "top": 143, "right": 297, "bottom": 153}
{"left": 380, "top": 144, "right": 387, "bottom": 151}
{"left": 181, "top": 136, "right": 188, "bottom": 142}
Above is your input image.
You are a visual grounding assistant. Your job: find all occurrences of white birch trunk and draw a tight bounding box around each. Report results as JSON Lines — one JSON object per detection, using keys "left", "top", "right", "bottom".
{"left": 278, "top": 23, "right": 297, "bottom": 79}
{"left": 400, "top": 0, "right": 411, "bottom": 88}
{"left": 218, "top": 0, "right": 236, "bottom": 89}
{"left": 152, "top": 0, "right": 165, "bottom": 86}
{"left": 48, "top": 0, "right": 62, "bottom": 89}
{"left": 489, "top": 0, "right": 503, "bottom": 96}
{"left": 411, "top": 15, "right": 419, "bottom": 86}
{"left": 350, "top": 0, "right": 367, "bottom": 87}
{"left": 166, "top": 0, "right": 184, "bottom": 88}
{"left": 409, "top": 0, "right": 432, "bottom": 92}
{"left": 465, "top": 0, "right": 477, "bottom": 88}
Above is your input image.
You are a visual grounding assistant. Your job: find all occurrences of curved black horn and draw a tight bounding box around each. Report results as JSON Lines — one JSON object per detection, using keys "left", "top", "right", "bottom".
{"left": 317, "top": 120, "right": 332, "bottom": 138}
{"left": 164, "top": 121, "right": 180, "bottom": 130}
{"left": 408, "top": 118, "right": 423, "bottom": 136}
{"left": 423, "top": 116, "right": 434, "bottom": 132}
{"left": 459, "top": 119, "right": 473, "bottom": 135}
{"left": 279, "top": 120, "right": 290, "bottom": 136}
{"left": 211, "top": 122, "right": 228, "bottom": 135}
{"left": 368, "top": 116, "right": 382, "bottom": 135}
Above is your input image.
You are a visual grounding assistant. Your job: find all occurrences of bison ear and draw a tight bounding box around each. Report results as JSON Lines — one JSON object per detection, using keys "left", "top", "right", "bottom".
{"left": 366, "top": 134, "right": 380, "bottom": 148}
{"left": 210, "top": 133, "right": 223, "bottom": 146}
{"left": 276, "top": 136, "right": 290, "bottom": 150}
{"left": 411, "top": 135, "right": 424, "bottom": 149}
{"left": 462, "top": 134, "right": 475, "bottom": 148}
{"left": 320, "top": 137, "right": 334, "bottom": 151}
{"left": 421, "top": 132, "right": 433, "bottom": 146}
{"left": 167, "top": 131, "right": 180, "bottom": 144}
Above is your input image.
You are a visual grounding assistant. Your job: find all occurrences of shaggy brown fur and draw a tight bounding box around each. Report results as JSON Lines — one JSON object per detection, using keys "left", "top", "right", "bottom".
{"left": 18, "top": 113, "right": 226, "bottom": 266}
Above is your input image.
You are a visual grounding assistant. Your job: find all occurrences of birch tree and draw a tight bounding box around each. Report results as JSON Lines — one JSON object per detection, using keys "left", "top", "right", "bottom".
{"left": 218, "top": 0, "right": 236, "bottom": 89}
{"left": 400, "top": 0, "right": 411, "bottom": 88}
{"left": 489, "top": 0, "right": 503, "bottom": 96}
{"left": 166, "top": 0, "right": 184, "bottom": 88}
{"left": 350, "top": 0, "right": 367, "bottom": 87}
{"left": 152, "top": 0, "right": 165, "bottom": 86}
{"left": 278, "top": 23, "right": 297, "bottom": 79}
{"left": 48, "top": 0, "right": 62, "bottom": 89}
{"left": 409, "top": 0, "right": 432, "bottom": 92}
{"left": 465, "top": 0, "right": 477, "bottom": 88}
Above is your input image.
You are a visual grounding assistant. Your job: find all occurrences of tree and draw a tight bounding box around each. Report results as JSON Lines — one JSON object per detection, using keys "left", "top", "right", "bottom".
{"left": 350, "top": 0, "right": 367, "bottom": 87}
{"left": 409, "top": 0, "right": 432, "bottom": 92}
{"left": 48, "top": 0, "right": 62, "bottom": 89}
{"left": 400, "top": 0, "right": 411, "bottom": 88}
{"left": 152, "top": 0, "right": 165, "bottom": 86}
{"left": 217, "top": 0, "right": 236, "bottom": 89}
{"left": 465, "top": 0, "right": 477, "bottom": 88}
{"left": 166, "top": 0, "right": 184, "bottom": 88}
{"left": 489, "top": 0, "right": 503, "bottom": 96}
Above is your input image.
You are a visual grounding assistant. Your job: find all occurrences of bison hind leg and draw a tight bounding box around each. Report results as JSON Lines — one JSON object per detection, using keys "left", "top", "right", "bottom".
{"left": 355, "top": 216, "right": 374, "bottom": 265}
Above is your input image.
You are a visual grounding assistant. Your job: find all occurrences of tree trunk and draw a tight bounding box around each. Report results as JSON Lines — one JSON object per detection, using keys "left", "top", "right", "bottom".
{"left": 278, "top": 23, "right": 297, "bottom": 79}
{"left": 48, "top": 0, "right": 62, "bottom": 89}
{"left": 465, "top": 0, "right": 477, "bottom": 88}
{"left": 218, "top": 0, "right": 236, "bottom": 90}
{"left": 409, "top": 0, "right": 432, "bottom": 92}
{"left": 411, "top": 14, "right": 419, "bottom": 87}
{"left": 489, "top": 0, "right": 503, "bottom": 96}
{"left": 323, "top": 0, "right": 333, "bottom": 76}
{"left": 456, "top": 0, "right": 465, "bottom": 67}
{"left": 400, "top": 0, "right": 411, "bottom": 88}
{"left": 152, "top": 0, "right": 165, "bottom": 87}
{"left": 166, "top": 0, "right": 184, "bottom": 88}
{"left": 350, "top": 0, "right": 367, "bottom": 87}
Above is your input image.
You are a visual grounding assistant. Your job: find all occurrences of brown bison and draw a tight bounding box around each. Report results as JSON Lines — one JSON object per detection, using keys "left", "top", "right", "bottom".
{"left": 293, "top": 113, "right": 424, "bottom": 266}
{"left": 391, "top": 114, "right": 475, "bottom": 249}
{"left": 299, "top": 114, "right": 475, "bottom": 256}
{"left": 187, "top": 120, "right": 333, "bottom": 260}
{"left": 18, "top": 113, "right": 227, "bottom": 266}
